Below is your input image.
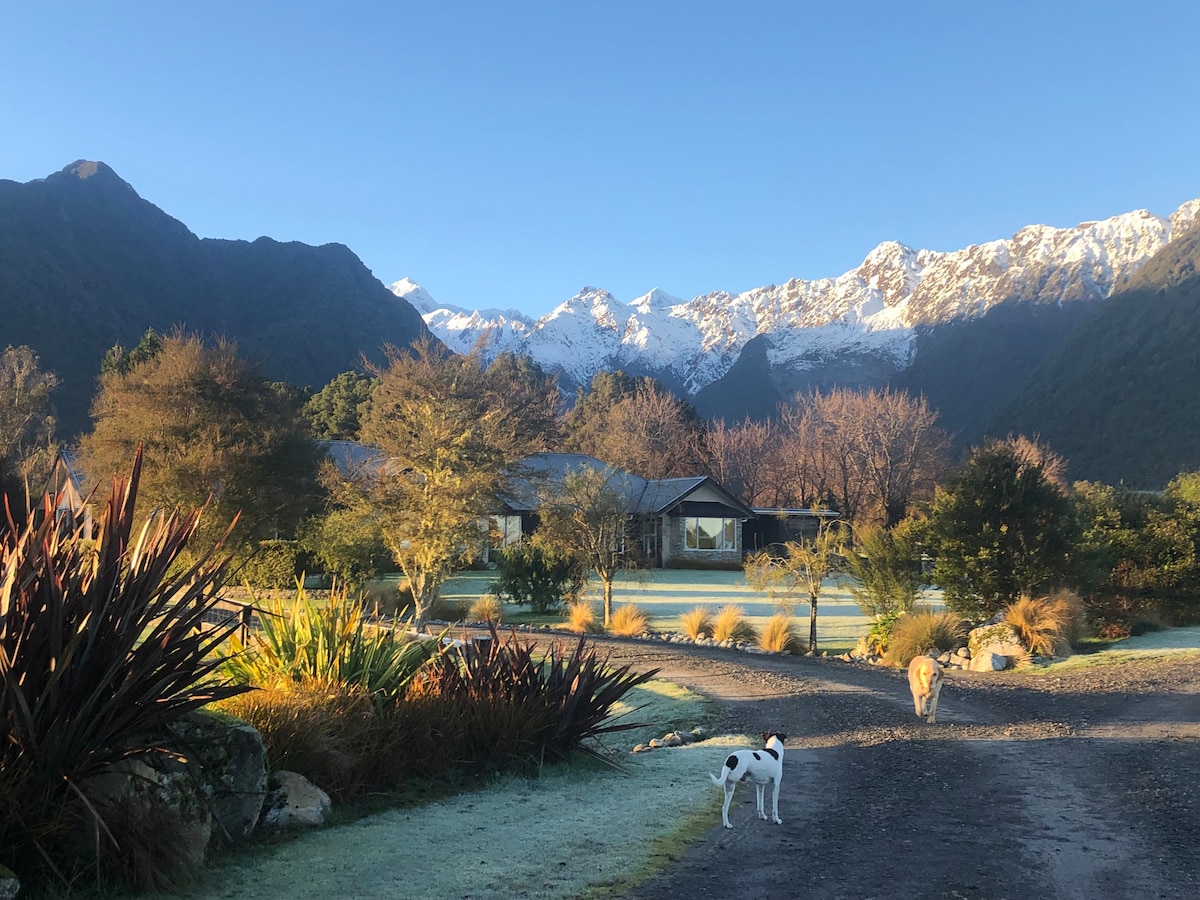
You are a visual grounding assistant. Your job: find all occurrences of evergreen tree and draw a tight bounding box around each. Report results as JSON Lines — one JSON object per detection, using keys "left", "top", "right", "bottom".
{"left": 925, "top": 441, "right": 1079, "bottom": 620}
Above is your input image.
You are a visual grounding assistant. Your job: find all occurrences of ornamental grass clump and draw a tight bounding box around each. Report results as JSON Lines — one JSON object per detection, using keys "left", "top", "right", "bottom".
{"left": 679, "top": 605, "right": 713, "bottom": 640}
{"left": 882, "top": 608, "right": 968, "bottom": 668}
{"left": 0, "top": 448, "right": 250, "bottom": 893}
{"left": 1004, "top": 591, "right": 1079, "bottom": 658}
{"left": 758, "top": 614, "right": 801, "bottom": 653}
{"left": 711, "top": 604, "right": 757, "bottom": 643}
{"left": 469, "top": 593, "right": 504, "bottom": 624}
{"left": 608, "top": 603, "right": 649, "bottom": 637}
{"left": 565, "top": 598, "right": 602, "bottom": 633}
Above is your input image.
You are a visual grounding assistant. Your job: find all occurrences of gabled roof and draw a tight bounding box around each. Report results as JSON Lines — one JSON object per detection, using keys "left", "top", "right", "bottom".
{"left": 322, "top": 443, "right": 755, "bottom": 520}
{"left": 502, "top": 453, "right": 756, "bottom": 519}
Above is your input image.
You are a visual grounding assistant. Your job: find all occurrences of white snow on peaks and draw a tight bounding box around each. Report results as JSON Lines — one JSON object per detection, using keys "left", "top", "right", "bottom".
{"left": 395, "top": 196, "right": 1200, "bottom": 395}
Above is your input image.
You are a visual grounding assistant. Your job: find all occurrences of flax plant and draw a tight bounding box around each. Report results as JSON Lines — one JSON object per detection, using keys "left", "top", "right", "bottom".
{"left": 0, "top": 448, "right": 249, "bottom": 890}
{"left": 221, "top": 584, "right": 437, "bottom": 704}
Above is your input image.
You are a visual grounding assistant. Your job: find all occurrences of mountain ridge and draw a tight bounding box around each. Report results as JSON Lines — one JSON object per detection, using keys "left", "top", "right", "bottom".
{"left": 398, "top": 198, "right": 1200, "bottom": 418}
{"left": 0, "top": 161, "right": 433, "bottom": 437}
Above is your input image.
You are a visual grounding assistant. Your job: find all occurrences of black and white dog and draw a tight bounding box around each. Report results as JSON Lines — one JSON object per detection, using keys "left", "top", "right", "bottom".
{"left": 709, "top": 731, "right": 786, "bottom": 829}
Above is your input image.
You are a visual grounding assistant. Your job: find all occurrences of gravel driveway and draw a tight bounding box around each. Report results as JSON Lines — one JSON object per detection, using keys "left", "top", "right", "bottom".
{"left": 592, "top": 639, "right": 1200, "bottom": 900}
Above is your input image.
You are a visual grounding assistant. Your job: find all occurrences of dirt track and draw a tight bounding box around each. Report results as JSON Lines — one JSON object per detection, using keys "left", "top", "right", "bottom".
{"left": 592, "top": 640, "right": 1200, "bottom": 900}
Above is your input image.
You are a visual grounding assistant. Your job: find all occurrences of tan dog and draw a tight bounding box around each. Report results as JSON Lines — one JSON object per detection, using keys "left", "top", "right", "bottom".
{"left": 907, "top": 655, "right": 944, "bottom": 723}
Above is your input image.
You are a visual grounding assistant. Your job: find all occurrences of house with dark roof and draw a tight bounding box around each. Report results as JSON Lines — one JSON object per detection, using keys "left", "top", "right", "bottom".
{"left": 322, "top": 443, "right": 836, "bottom": 569}
{"left": 494, "top": 453, "right": 757, "bottom": 569}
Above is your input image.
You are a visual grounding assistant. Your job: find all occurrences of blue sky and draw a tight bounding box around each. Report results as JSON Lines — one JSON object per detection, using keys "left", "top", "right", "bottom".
{"left": 3, "top": 2, "right": 1198, "bottom": 317}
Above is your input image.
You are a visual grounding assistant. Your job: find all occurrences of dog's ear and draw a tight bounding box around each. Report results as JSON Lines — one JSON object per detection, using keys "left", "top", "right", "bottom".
{"left": 761, "top": 731, "right": 771, "bottom": 743}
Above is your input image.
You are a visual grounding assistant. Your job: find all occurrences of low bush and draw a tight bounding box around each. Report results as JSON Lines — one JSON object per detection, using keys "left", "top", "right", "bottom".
{"left": 711, "top": 605, "right": 757, "bottom": 643}
{"left": 679, "top": 605, "right": 713, "bottom": 640}
{"left": 429, "top": 594, "right": 468, "bottom": 623}
{"left": 1004, "top": 592, "right": 1078, "bottom": 657}
{"left": 758, "top": 614, "right": 800, "bottom": 653}
{"left": 565, "top": 599, "right": 602, "bottom": 633}
{"left": 864, "top": 611, "right": 902, "bottom": 656}
{"left": 489, "top": 542, "right": 585, "bottom": 614}
{"left": 221, "top": 585, "right": 437, "bottom": 705}
{"left": 883, "top": 608, "right": 968, "bottom": 667}
{"left": 608, "top": 603, "right": 650, "bottom": 637}
{"left": 469, "top": 594, "right": 504, "bottom": 623}
{"left": 416, "top": 624, "right": 661, "bottom": 768}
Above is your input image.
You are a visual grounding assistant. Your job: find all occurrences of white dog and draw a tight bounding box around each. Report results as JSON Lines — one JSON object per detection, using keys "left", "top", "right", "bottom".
{"left": 709, "top": 731, "right": 786, "bottom": 829}
{"left": 908, "top": 655, "right": 945, "bottom": 723}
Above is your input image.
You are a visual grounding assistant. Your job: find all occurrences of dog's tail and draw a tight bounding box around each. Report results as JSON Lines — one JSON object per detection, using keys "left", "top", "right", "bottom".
{"left": 709, "top": 769, "right": 729, "bottom": 787}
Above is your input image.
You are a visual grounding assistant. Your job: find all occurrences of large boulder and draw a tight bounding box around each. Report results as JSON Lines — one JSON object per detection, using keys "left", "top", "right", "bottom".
{"left": 969, "top": 650, "right": 1009, "bottom": 672}
{"left": 967, "top": 620, "right": 1026, "bottom": 667}
{"left": 87, "top": 758, "right": 213, "bottom": 869}
{"left": 171, "top": 710, "right": 269, "bottom": 843}
{"left": 84, "top": 709, "right": 268, "bottom": 862}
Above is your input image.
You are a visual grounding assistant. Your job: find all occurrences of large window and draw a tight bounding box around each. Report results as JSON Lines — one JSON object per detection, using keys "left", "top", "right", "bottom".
{"left": 685, "top": 516, "right": 738, "bottom": 551}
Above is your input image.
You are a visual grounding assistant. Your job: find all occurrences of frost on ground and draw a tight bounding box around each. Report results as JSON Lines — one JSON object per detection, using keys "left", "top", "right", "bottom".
{"left": 177, "top": 738, "right": 751, "bottom": 900}
{"left": 167, "top": 680, "right": 737, "bottom": 900}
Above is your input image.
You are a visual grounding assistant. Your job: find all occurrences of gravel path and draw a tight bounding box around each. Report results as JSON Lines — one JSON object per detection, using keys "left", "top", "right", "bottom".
{"left": 590, "top": 640, "right": 1200, "bottom": 900}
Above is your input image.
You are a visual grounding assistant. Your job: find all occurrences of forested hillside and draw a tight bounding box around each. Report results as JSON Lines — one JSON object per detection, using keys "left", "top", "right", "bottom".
{"left": 0, "top": 161, "right": 432, "bottom": 436}
{"left": 992, "top": 222, "right": 1200, "bottom": 487}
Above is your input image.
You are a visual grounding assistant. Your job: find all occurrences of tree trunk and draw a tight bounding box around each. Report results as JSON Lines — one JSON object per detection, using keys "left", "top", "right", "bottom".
{"left": 808, "top": 594, "right": 818, "bottom": 654}
{"left": 602, "top": 578, "right": 614, "bottom": 627}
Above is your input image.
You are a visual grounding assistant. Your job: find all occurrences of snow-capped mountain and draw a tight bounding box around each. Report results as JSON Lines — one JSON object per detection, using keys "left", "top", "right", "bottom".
{"left": 392, "top": 198, "right": 1200, "bottom": 402}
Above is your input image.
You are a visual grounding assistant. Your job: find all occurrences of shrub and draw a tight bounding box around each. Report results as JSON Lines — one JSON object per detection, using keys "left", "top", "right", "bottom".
{"left": 489, "top": 542, "right": 585, "bottom": 614}
{"left": 711, "top": 605, "right": 758, "bottom": 643}
{"left": 608, "top": 603, "right": 649, "bottom": 637}
{"left": 469, "top": 593, "right": 504, "bottom": 624}
{"left": 299, "top": 508, "right": 391, "bottom": 591}
{"left": 565, "top": 599, "right": 602, "bottom": 633}
{"left": 428, "top": 594, "right": 468, "bottom": 623}
{"left": 0, "top": 449, "right": 250, "bottom": 892}
{"left": 221, "top": 585, "right": 437, "bottom": 705}
{"left": 417, "top": 623, "right": 661, "bottom": 768}
{"left": 679, "top": 605, "right": 713, "bottom": 640}
{"left": 841, "top": 521, "right": 927, "bottom": 619}
{"left": 883, "top": 608, "right": 968, "bottom": 667}
{"left": 864, "top": 611, "right": 902, "bottom": 656}
{"left": 758, "top": 614, "right": 800, "bottom": 653}
{"left": 1004, "top": 592, "right": 1077, "bottom": 657}
{"left": 217, "top": 685, "right": 380, "bottom": 801}
{"left": 235, "top": 539, "right": 304, "bottom": 589}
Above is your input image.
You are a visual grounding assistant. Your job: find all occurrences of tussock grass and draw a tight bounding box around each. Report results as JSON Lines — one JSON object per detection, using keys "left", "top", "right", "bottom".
{"left": 609, "top": 603, "right": 650, "bottom": 637}
{"left": 883, "top": 608, "right": 968, "bottom": 667}
{"left": 1004, "top": 592, "right": 1079, "bottom": 657}
{"left": 468, "top": 593, "right": 504, "bottom": 624}
{"left": 565, "top": 599, "right": 603, "bottom": 633}
{"left": 758, "top": 614, "right": 800, "bottom": 653}
{"left": 711, "top": 605, "right": 757, "bottom": 643}
{"left": 678, "top": 605, "right": 713, "bottom": 640}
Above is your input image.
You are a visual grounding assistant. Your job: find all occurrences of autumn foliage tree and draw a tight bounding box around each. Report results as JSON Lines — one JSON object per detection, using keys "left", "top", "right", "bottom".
{"left": 771, "top": 388, "right": 951, "bottom": 526}
{"left": 0, "top": 345, "right": 59, "bottom": 508}
{"left": 566, "top": 372, "right": 705, "bottom": 479}
{"left": 78, "top": 331, "right": 323, "bottom": 555}
{"left": 340, "top": 339, "right": 558, "bottom": 629}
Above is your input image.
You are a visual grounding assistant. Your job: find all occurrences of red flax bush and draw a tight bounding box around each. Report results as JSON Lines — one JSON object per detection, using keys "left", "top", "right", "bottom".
{"left": 0, "top": 448, "right": 249, "bottom": 892}
{"left": 415, "top": 623, "right": 660, "bottom": 771}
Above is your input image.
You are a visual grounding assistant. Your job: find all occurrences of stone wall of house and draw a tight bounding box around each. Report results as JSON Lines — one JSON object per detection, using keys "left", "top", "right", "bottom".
{"left": 663, "top": 515, "right": 742, "bottom": 568}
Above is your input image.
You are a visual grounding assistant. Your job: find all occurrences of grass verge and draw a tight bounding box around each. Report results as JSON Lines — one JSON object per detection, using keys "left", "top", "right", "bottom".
{"left": 147, "top": 680, "right": 731, "bottom": 900}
